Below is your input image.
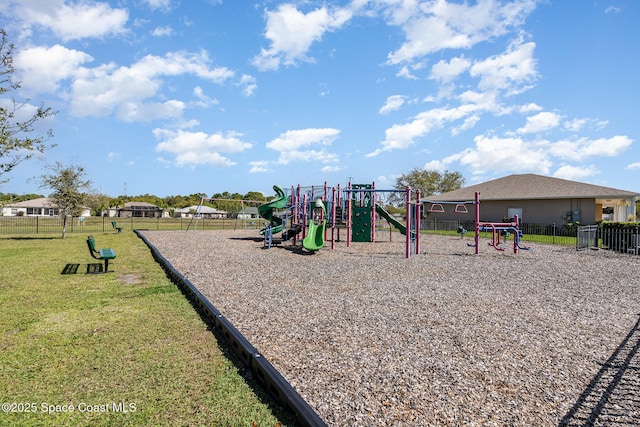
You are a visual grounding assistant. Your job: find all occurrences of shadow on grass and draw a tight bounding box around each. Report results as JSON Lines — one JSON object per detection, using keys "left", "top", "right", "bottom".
{"left": 135, "top": 231, "right": 308, "bottom": 426}
{"left": 173, "top": 284, "right": 302, "bottom": 426}
{"left": 200, "top": 314, "right": 299, "bottom": 425}
{"left": 5, "top": 236, "right": 59, "bottom": 240}
{"left": 559, "top": 314, "right": 640, "bottom": 426}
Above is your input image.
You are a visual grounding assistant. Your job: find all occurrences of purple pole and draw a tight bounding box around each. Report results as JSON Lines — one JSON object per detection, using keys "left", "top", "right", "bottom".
{"left": 474, "top": 191, "right": 480, "bottom": 255}
{"left": 331, "top": 186, "right": 336, "bottom": 250}
{"left": 324, "top": 181, "right": 328, "bottom": 242}
{"left": 302, "top": 194, "right": 308, "bottom": 239}
{"left": 337, "top": 184, "right": 341, "bottom": 242}
{"left": 513, "top": 214, "right": 519, "bottom": 254}
{"left": 406, "top": 186, "right": 411, "bottom": 258}
{"left": 347, "top": 182, "right": 352, "bottom": 248}
{"left": 371, "top": 181, "right": 376, "bottom": 243}
{"left": 415, "top": 189, "right": 421, "bottom": 255}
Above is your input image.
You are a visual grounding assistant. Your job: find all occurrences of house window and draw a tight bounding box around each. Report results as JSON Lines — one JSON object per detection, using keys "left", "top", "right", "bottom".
{"left": 26, "top": 208, "right": 40, "bottom": 216}
{"left": 49, "top": 208, "right": 55, "bottom": 216}
{"left": 507, "top": 208, "right": 523, "bottom": 222}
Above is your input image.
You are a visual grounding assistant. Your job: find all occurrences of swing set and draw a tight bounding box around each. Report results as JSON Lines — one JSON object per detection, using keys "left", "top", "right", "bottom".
{"left": 186, "top": 197, "right": 264, "bottom": 232}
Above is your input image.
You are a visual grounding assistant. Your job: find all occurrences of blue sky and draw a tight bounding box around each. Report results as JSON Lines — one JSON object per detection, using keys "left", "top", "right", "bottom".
{"left": 0, "top": 0, "right": 638, "bottom": 198}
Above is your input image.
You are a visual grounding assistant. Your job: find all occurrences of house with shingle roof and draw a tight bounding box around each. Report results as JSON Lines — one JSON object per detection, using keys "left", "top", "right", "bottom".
{"left": 114, "top": 201, "right": 164, "bottom": 218}
{"left": 174, "top": 205, "right": 228, "bottom": 219}
{"left": 1, "top": 197, "right": 91, "bottom": 217}
{"left": 423, "top": 174, "right": 639, "bottom": 225}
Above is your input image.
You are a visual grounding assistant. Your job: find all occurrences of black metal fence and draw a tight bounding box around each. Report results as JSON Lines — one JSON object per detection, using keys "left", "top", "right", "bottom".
{"left": 0, "top": 216, "right": 261, "bottom": 235}
{"left": 598, "top": 223, "right": 640, "bottom": 255}
{"left": 3, "top": 215, "right": 639, "bottom": 254}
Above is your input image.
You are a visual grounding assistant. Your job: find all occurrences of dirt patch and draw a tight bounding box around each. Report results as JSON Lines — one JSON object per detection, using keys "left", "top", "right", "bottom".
{"left": 118, "top": 273, "right": 142, "bottom": 285}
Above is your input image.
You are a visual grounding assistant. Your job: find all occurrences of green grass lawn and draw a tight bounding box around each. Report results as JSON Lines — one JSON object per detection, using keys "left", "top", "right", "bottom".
{"left": 0, "top": 232, "right": 293, "bottom": 426}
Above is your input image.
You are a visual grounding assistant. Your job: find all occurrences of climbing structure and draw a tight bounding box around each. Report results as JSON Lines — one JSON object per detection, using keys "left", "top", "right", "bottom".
{"left": 350, "top": 183, "right": 373, "bottom": 242}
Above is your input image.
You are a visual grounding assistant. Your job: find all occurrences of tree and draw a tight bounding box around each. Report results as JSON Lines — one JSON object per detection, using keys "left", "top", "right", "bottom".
{"left": 1, "top": 29, "right": 56, "bottom": 183}
{"left": 40, "top": 162, "right": 91, "bottom": 238}
{"left": 85, "top": 192, "right": 112, "bottom": 216}
{"left": 244, "top": 191, "right": 266, "bottom": 202}
{"left": 391, "top": 168, "right": 465, "bottom": 205}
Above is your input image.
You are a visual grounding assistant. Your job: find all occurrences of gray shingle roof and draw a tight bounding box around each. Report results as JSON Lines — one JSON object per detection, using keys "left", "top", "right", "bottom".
{"left": 427, "top": 174, "right": 640, "bottom": 201}
{"left": 175, "top": 206, "right": 226, "bottom": 214}
{"left": 8, "top": 197, "right": 54, "bottom": 208}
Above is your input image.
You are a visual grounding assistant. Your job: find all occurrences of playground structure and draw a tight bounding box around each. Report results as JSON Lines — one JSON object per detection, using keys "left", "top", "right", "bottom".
{"left": 255, "top": 183, "right": 531, "bottom": 257}
{"left": 258, "top": 184, "right": 328, "bottom": 252}
{"left": 477, "top": 216, "right": 531, "bottom": 253}
{"left": 421, "top": 191, "right": 530, "bottom": 254}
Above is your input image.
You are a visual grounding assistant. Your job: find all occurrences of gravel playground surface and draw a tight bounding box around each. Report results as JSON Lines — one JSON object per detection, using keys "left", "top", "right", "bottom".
{"left": 141, "top": 230, "right": 640, "bottom": 426}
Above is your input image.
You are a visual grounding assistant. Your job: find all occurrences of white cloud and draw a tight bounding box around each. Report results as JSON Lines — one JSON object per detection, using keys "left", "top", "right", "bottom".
{"left": 396, "top": 65, "right": 419, "bottom": 80}
{"left": 267, "top": 128, "right": 340, "bottom": 151}
{"left": 423, "top": 159, "right": 447, "bottom": 172}
{"left": 321, "top": 165, "right": 342, "bottom": 173}
{"left": 151, "top": 26, "right": 174, "bottom": 37}
{"left": 553, "top": 165, "right": 599, "bottom": 181}
{"left": 249, "top": 161, "right": 272, "bottom": 174}
{"left": 153, "top": 129, "right": 252, "bottom": 168}
{"left": 118, "top": 100, "right": 185, "bottom": 122}
{"left": 563, "top": 118, "right": 587, "bottom": 132}
{"left": 368, "top": 103, "right": 481, "bottom": 157}
{"left": 457, "top": 134, "right": 552, "bottom": 175}
{"left": 469, "top": 37, "right": 538, "bottom": 94}
{"left": 144, "top": 0, "right": 172, "bottom": 11}
{"left": 379, "top": 95, "right": 408, "bottom": 114}
{"left": 14, "top": 44, "right": 93, "bottom": 93}
{"left": 457, "top": 89, "right": 498, "bottom": 108}
{"left": 451, "top": 115, "right": 480, "bottom": 136}
{"left": 14, "top": 41, "right": 249, "bottom": 123}
{"left": 266, "top": 128, "right": 341, "bottom": 165}
{"left": 420, "top": 130, "right": 633, "bottom": 182}
{"left": 192, "top": 87, "right": 219, "bottom": 108}
{"left": 517, "top": 111, "right": 562, "bottom": 134}
{"left": 626, "top": 162, "right": 640, "bottom": 170}
{"left": 518, "top": 103, "right": 543, "bottom": 113}
{"left": 8, "top": 0, "right": 128, "bottom": 41}
{"left": 0, "top": 98, "right": 55, "bottom": 132}
{"left": 547, "top": 136, "right": 633, "bottom": 161}
{"left": 238, "top": 74, "right": 257, "bottom": 97}
{"left": 429, "top": 56, "right": 471, "bottom": 83}
{"left": 386, "top": 0, "right": 536, "bottom": 65}
{"left": 69, "top": 50, "right": 235, "bottom": 120}
{"left": 252, "top": 4, "right": 353, "bottom": 70}
{"left": 276, "top": 149, "right": 339, "bottom": 165}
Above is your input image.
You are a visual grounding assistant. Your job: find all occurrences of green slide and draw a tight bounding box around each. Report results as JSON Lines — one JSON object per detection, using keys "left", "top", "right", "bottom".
{"left": 258, "top": 185, "right": 287, "bottom": 235}
{"left": 303, "top": 199, "right": 326, "bottom": 252}
{"left": 302, "top": 219, "right": 326, "bottom": 251}
{"left": 375, "top": 204, "right": 408, "bottom": 235}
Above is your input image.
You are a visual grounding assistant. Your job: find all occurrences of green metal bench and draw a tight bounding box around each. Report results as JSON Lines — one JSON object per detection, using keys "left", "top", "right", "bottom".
{"left": 111, "top": 221, "right": 123, "bottom": 233}
{"left": 86, "top": 235, "right": 116, "bottom": 273}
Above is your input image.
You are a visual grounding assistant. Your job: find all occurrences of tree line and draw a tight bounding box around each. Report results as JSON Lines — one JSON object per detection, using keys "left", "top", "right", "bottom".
{"left": 0, "top": 190, "right": 269, "bottom": 213}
